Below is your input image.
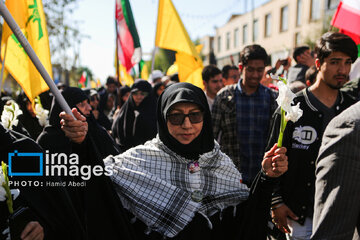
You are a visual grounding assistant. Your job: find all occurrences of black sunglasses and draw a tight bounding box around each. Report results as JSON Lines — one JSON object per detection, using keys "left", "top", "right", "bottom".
{"left": 167, "top": 111, "right": 204, "bottom": 125}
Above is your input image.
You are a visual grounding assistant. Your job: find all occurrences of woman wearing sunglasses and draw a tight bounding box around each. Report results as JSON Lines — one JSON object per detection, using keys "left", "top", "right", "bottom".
{"left": 60, "top": 82, "right": 288, "bottom": 239}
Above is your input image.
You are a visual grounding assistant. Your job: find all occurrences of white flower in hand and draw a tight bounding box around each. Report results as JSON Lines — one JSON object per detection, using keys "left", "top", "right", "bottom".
{"left": 271, "top": 74, "right": 303, "bottom": 147}
{"left": 285, "top": 102, "right": 303, "bottom": 123}
{"left": 0, "top": 168, "right": 6, "bottom": 202}
{"left": 1, "top": 100, "right": 23, "bottom": 130}
{"left": 276, "top": 81, "right": 297, "bottom": 113}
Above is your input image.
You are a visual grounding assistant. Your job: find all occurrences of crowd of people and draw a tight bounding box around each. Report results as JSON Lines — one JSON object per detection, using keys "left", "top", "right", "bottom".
{"left": 1, "top": 31, "right": 360, "bottom": 240}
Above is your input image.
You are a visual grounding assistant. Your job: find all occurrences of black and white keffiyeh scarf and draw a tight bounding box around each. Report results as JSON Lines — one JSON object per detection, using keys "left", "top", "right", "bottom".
{"left": 104, "top": 137, "right": 249, "bottom": 238}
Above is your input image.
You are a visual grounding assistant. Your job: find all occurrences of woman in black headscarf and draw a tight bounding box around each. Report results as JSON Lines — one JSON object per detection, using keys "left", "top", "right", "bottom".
{"left": 37, "top": 87, "right": 135, "bottom": 240}
{"left": 16, "top": 93, "right": 44, "bottom": 140}
{"left": 152, "top": 82, "right": 165, "bottom": 102}
{"left": 117, "top": 85, "right": 131, "bottom": 110}
{"left": 111, "top": 80, "right": 157, "bottom": 151}
{"left": 61, "top": 83, "right": 288, "bottom": 239}
{"left": 108, "top": 85, "right": 131, "bottom": 121}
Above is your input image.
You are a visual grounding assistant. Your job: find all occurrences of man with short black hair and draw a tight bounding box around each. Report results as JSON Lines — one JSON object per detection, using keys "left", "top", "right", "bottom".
{"left": 202, "top": 65, "right": 223, "bottom": 109}
{"left": 288, "top": 46, "right": 315, "bottom": 84}
{"left": 269, "top": 32, "right": 358, "bottom": 239}
{"left": 212, "top": 44, "right": 278, "bottom": 186}
{"left": 222, "top": 65, "right": 240, "bottom": 86}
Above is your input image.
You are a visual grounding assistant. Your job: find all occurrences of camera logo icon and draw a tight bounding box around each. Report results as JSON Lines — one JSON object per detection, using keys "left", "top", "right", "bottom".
{"left": 8, "top": 151, "right": 43, "bottom": 176}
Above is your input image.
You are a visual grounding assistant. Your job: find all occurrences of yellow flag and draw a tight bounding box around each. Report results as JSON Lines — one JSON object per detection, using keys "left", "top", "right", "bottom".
{"left": 119, "top": 64, "right": 134, "bottom": 86}
{"left": 155, "top": 0, "right": 200, "bottom": 60}
{"left": 90, "top": 80, "right": 97, "bottom": 89}
{"left": 176, "top": 52, "right": 203, "bottom": 89}
{"left": 140, "top": 64, "right": 149, "bottom": 80}
{"left": 1, "top": 0, "right": 52, "bottom": 102}
{"left": 183, "top": 67, "right": 203, "bottom": 89}
{"left": 195, "top": 44, "right": 203, "bottom": 54}
{"left": 166, "top": 62, "right": 178, "bottom": 76}
{"left": 156, "top": 0, "right": 204, "bottom": 88}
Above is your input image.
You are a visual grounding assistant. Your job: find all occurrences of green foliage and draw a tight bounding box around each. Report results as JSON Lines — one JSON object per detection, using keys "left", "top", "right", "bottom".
{"left": 154, "top": 48, "right": 176, "bottom": 73}
{"left": 43, "top": 0, "right": 87, "bottom": 71}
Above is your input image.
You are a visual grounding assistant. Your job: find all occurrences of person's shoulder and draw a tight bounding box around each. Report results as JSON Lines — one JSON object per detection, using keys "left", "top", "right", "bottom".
{"left": 261, "top": 84, "right": 278, "bottom": 97}
{"left": 290, "top": 63, "right": 308, "bottom": 69}
{"left": 333, "top": 101, "right": 360, "bottom": 125}
{"left": 123, "top": 138, "right": 163, "bottom": 157}
{"left": 217, "top": 84, "right": 236, "bottom": 96}
{"left": 323, "top": 102, "right": 360, "bottom": 139}
{"left": 294, "top": 88, "right": 306, "bottom": 100}
{"left": 341, "top": 88, "right": 358, "bottom": 105}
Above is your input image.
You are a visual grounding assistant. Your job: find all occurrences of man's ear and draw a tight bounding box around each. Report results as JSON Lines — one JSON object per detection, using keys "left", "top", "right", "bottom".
{"left": 203, "top": 80, "right": 207, "bottom": 89}
{"left": 315, "top": 59, "right": 321, "bottom": 70}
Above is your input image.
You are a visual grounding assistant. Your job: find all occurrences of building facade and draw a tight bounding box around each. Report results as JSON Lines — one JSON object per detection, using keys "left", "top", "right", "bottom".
{"left": 200, "top": 35, "right": 216, "bottom": 66}
{"left": 209, "top": 0, "right": 340, "bottom": 68}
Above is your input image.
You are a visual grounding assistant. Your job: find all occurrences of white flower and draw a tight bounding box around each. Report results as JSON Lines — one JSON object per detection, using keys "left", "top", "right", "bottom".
{"left": 1, "top": 111, "right": 12, "bottom": 129}
{"left": 0, "top": 168, "right": 6, "bottom": 202}
{"left": 275, "top": 78, "right": 303, "bottom": 123}
{"left": 276, "top": 81, "right": 297, "bottom": 113}
{"left": 35, "top": 103, "right": 49, "bottom": 127}
{"left": 285, "top": 102, "right": 303, "bottom": 122}
{"left": 1, "top": 100, "right": 23, "bottom": 130}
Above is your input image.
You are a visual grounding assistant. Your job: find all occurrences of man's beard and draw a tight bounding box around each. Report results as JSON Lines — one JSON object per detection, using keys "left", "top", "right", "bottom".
{"left": 326, "top": 75, "right": 348, "bottom": 90}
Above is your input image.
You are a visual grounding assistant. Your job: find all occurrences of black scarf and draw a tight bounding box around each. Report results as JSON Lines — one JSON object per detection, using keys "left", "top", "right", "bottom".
{"left": 157, "top": 82, "right": 214, "bottom": 160}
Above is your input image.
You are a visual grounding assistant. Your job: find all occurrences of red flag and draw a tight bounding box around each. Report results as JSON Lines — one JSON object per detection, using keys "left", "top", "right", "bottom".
{"left": 78, "top": 71, "right": 88, "bottom": 88}
{"left": 331, "top": 0, "right": 360, "bottom": 44}
{"left": 115, "top": 0, "right": 141, "bottom": 71}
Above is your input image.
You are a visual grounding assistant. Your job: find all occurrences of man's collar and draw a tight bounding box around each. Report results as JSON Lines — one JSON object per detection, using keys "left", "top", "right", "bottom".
{"left": 236, "top": 79, "right": 262, "bottom": 96}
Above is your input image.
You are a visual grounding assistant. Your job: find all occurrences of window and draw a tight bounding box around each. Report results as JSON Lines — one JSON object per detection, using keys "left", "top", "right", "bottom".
{"left": 226, "top": 32, "right": 231, "bottom": 50}
{"left": 280, "top": 6, "right": 289, "bottom": 32}
{"left": 296, "top": 0, "right": 302, "bottom": 26}
{"left": 295, "top": 32, "right": 301, "bottom": 46}
{"left": 234, "top": 28, "right": 239, "bottom": 48}
{"left": 217, "top": 36, "right": 221, "bottom": 52}
{"left": 265, "top": 14, "right": 271, "bottom": 37}
{"left": 311, "top": 0, "right": 321, "bottom": 21}
{"left": 243, "top": 24, "right": 248, "bottom": 44}
{"left": 253, "top": 19, "right": 259, "bottom": 42}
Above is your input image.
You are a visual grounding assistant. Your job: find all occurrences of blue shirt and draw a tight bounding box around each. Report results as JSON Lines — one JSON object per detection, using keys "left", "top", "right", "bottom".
{"left": 235, "top": 80, "right": 271, "bottom": 185}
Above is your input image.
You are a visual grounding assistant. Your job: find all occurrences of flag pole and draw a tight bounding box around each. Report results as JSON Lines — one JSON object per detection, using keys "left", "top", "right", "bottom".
{"left": 115, "top": 5, "right": 121, "bottom": 85}
{"left": 151, "top": 0, "right": 160, "bottom": 73}
{"left": 0, "top": 43, "right": 7, "bottom": 93}
{"left": 0, "top": 1, "right": 74, "bottom": 118}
